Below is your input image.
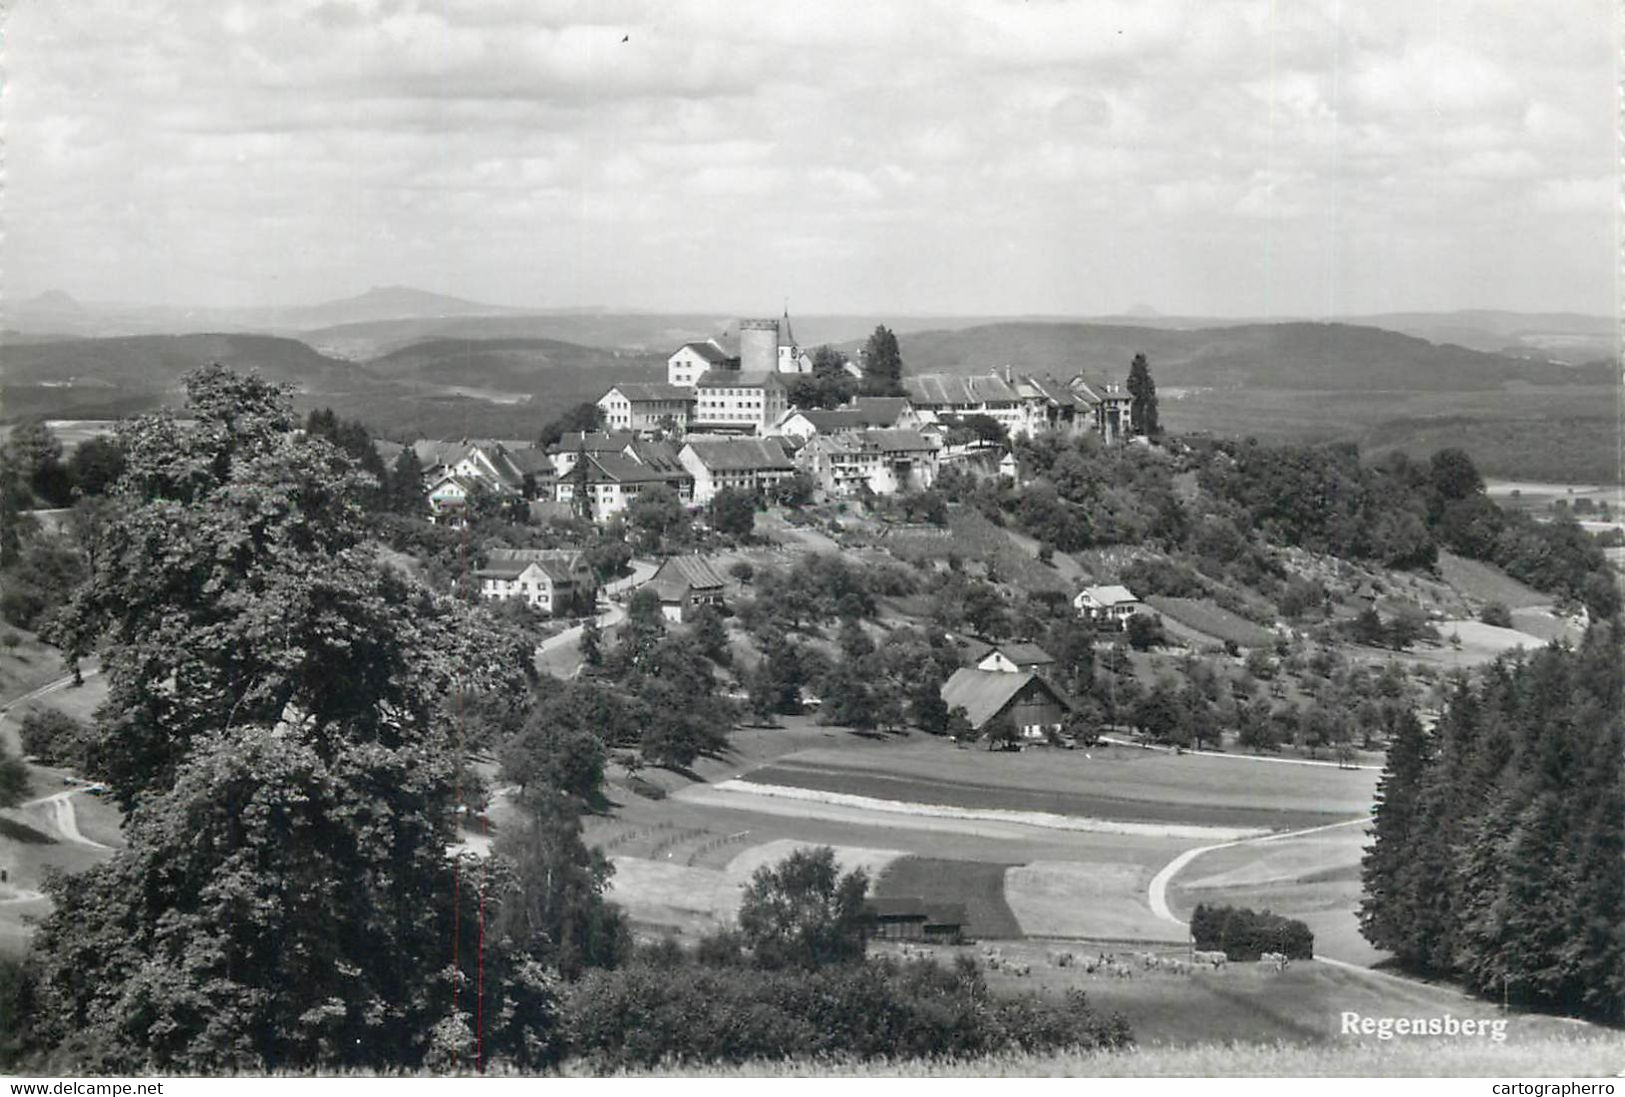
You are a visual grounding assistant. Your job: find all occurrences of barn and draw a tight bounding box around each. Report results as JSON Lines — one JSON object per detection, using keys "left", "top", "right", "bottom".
{"left": 940, "top": 668, "right": 1072, "bottom": 740}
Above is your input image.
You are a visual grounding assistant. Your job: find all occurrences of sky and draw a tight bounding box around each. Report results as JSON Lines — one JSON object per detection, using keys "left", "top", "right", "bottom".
{"left": 3, "top": 0, "right": 1617, "bottom": 317}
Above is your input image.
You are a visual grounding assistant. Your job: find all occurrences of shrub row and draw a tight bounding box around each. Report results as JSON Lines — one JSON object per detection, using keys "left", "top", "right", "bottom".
{"left": 1190, "top": 903, "right": 1314, "bottom": 961}
{"left": 563, "top": 953, "right": 1131, "bottom": 1069}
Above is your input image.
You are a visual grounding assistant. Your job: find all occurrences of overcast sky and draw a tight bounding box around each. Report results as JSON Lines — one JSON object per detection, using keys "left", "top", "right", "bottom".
{"left": 4, "top": 0, "right": 1615, "bottom": 316}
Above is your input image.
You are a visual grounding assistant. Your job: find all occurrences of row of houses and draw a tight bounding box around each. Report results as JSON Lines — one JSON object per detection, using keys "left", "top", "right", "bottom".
{"left": 598, "top": 364, "right": 1133, "bottom": 446}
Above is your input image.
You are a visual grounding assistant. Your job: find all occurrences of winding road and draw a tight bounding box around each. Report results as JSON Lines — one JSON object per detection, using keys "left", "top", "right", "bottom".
{"left": 534, "top": 557, "right": 659, "bottom": 668}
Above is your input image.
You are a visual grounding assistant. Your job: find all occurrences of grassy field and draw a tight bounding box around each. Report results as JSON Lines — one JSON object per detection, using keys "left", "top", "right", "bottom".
{"left": 873, "top": 856, "right": 1024, "bottom": 938}
{"left": 566, "top": 1031, "right": 1625, "bottom": 1077}
{"left": 741, "top": 736, "right": 1379, "bottom": 821}
{"left": 1143, "top": 596, "right": 1276, "bottom": 648}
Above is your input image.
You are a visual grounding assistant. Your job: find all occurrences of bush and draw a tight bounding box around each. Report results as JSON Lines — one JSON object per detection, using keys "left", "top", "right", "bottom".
{"left": 1479, "top": 602, "right": 1514, "bottom": 629}
{"left": 1189, "top": 903, "right": 1314, "bottom": 961}
{"left": 563, "top": 955, "right": 1131, "bottom": 1069}
{"left": 0, "top": 631, "right": 19, "bottom": 650}
{"left": 17, "top": 709, "right": 93, "bottom": 770}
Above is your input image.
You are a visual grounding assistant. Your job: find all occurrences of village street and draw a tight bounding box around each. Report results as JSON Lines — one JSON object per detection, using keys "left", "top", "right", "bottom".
{"left": 534, "top": 556, "right": 659, "bottom": 668}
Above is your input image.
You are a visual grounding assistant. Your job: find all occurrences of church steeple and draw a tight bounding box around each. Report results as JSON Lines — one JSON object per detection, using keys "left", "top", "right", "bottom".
{"left": 779, "top": 301, "right": 796, "bottom": 349}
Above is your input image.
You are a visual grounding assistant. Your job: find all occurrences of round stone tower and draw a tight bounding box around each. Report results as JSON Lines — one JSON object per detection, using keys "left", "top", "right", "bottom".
{"left": 738, "top": 318, "right": 779, "bottom": 374}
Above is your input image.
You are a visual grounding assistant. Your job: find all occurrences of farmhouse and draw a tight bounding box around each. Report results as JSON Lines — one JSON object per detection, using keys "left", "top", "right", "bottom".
{"left": 597, "top": 382, "right": 694, "bottom": 434}
{"left": 648, "top": 555, "right": 728, "bottom": 622}
{"left": 424, "top": 472, "right": 482, "bottom": 523}
{"left": 798, "top": 429, "right": 941, "bottom": 498}
{"left": 679, "top": 437, "right": 796, "bottom": 504}
{"left": 975, "top": 641, "right": 1056, "bottom": 675}
{"left": 412, "top": 438, "right": 544, "bottom": 520}
{"left": 474, "top": 549, "right": 595, "bottom": 616}
{"left": 1074, "top": 584, "right": 1142, "bottom": 627}
{"left": 940, "top": 667, "right": 1072, "bottom": 740}
{"left": 667, "top": 339, "right": 738, "bottom": 387}
{"left": 862, "top": 897, "right": 967, "bottom": 943}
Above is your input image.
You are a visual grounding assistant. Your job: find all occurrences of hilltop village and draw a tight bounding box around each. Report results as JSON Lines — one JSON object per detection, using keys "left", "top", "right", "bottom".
{"left": 404, "top": 312, "right": 1135, "bottom": 527}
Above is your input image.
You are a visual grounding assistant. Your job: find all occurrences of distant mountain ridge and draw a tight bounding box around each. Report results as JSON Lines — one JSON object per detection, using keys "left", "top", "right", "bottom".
{"left": 891, "top": 321, "right": 1614, "bottom": 392}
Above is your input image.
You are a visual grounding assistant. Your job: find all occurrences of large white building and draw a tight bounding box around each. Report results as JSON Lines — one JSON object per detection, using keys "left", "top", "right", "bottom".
{"left": 667, "top": 340, "right": 738, "bottom": 387}
{"left": 597, "top": 383, "right": 693, "bottom": 433}
{"left": 691, "top": 370, "right": 788, "bottom": 434}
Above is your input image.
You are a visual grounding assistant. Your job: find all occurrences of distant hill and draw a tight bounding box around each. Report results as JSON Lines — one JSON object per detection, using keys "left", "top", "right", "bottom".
{"left": 0, "top": 332, "right": 382, "bottom": 393}
{"left": 364, "top": 337, "right": 665, "bottom": 394}
{"left": 893, "top": 321, "right": 1613, "bottom": 392}
{"left": 266, "top": 285, "right": 519, "bottom": 330}
{"left": 1347, "top": 310, "right": 1615, "bottom": 364}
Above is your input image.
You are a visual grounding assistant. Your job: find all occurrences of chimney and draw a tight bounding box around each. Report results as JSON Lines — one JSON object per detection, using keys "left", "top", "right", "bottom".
{"left": 1004, "top": 364, "right": 1013, "bottom": 384}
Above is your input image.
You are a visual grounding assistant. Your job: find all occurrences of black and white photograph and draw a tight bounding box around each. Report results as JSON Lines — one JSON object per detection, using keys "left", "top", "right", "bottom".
{"left": 1, "top": 0, "right": 1622, "bottom": 1083}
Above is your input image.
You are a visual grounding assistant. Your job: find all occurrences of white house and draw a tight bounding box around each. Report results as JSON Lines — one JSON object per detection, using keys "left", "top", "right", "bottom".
{"left": 667, "top": 340, "right": 738, "bottom": 387}
{"left": 474, "top": 549, "right": 595, "bottom": 616}
{"left": 1074, "top": 584, "right": 1141, "bottom": 626}
{"left": 771, "top": 397, "right": 921, "bottom": 441}
{"left": 679, "top": 437, "right": 796, "bottom": 504}
{"left": 975, "top": 641, "right": 1057, "bottom": 675}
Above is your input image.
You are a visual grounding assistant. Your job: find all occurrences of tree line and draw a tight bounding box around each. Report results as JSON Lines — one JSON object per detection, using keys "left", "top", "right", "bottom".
{"left": 1359, "top": 623, "right": 1624, "bottom": 1022}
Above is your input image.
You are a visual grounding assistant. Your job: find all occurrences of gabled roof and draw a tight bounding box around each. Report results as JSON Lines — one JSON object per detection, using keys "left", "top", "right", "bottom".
{"left": 505, "top": 447, "right": 555, "bottom": 476}
{"left": 1076, "top": 584, "right": 1138, "bottom": 607}
{"left": 605, "top": 382, "right": 696, "bottom": 403}
{"left": 651, "top": 555, "right": 728, "bottom": 601}
{"left": 673, "top": 340, "right": 736, "bottom": 366}
{"left": 984, "top": 641, "right": 1055, "bottom": 667}
{"left": 865, "top": 429, "right": 938, "bottom": 453}
{"left": 850, "top": 396, "right": 913, "bottom": 423}
{"left": 586, "top": 453, "right": 687, "bottom": 485}
{"left": 940, "top": 668, "right": 1070, "bottom": 730}
{"left": 476, "top": 548, "right": 589, "bottom": 583}
{"left": 625, "top": 439, "right": 686, "bottom": 473}
{"left": 1070, "top": 374, "right": 1130, "bottom": 405}
{"left": 547, "top": 431, "right": 638, "bottom": 456}
{"left": 682, "top": 437, "right": 794, "bottom": 472}
{"left": 903, "top": 374, "right": 1020, "bottom": 406}
{"left": 792, "top": 409, "right": 868, "bottom": 433}
{"left": 1016, "top": 375, "right": 1081, "bottom": 408}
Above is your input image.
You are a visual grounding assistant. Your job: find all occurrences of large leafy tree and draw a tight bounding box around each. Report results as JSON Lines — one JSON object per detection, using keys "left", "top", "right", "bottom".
{"left": 736, "top": 846, "right": 869, "bottom": 970}
{"left": 27, "top": 365, "right": 547, "bottom": 1072}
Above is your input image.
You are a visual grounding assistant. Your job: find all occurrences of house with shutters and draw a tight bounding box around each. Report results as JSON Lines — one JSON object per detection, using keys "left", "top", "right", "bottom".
{"left": 648, "top": 555, "right": 729, "bottom": 622}
{"left": 678, "top": 437, "right": 796, "bottom": 504}
{"left": 473, "top": 549, "right": 596, "bottom": 616}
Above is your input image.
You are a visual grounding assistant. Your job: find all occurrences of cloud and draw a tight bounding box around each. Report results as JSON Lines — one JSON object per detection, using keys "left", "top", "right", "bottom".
{"left": 2, "top": 0, "right": 1614, "bottom": 315}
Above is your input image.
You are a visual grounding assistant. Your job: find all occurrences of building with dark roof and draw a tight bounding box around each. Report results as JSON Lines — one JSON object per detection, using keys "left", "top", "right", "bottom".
{"left": 797, "top": 428, "right": 941, "bottom": 498}
{"left": 667, "top": 339, "right": 739, "bottom": 386}
{"left": 940, "top": 667, "right": 1072, "bottom": 741}
{"left": 648, "top": 555, "right": 729, "bottom": 622}
{"left": 862, "top": 897, "right": 967, "bottom": 943}
{"left": 597, "top": 382, "right": 696, "bottom": 433}
{"left": 473, "top": 549, "right": 595, "bottom": 616}
{"left": 975, "top": 641, "right": 1056, "bottom": 674}
{"left": 678, "top": 436, "right": 796, "bottom": 503}
{"left": 773, "top": 396, "right": 924, "bottom": 441}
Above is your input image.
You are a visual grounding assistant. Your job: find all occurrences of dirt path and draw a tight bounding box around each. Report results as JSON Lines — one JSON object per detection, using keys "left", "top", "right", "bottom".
{"left": 20, "top": 789, "right": 111, "bottom": 850}
{"left": 1146, "top": 816, "right": 1367, "bottom": 927}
